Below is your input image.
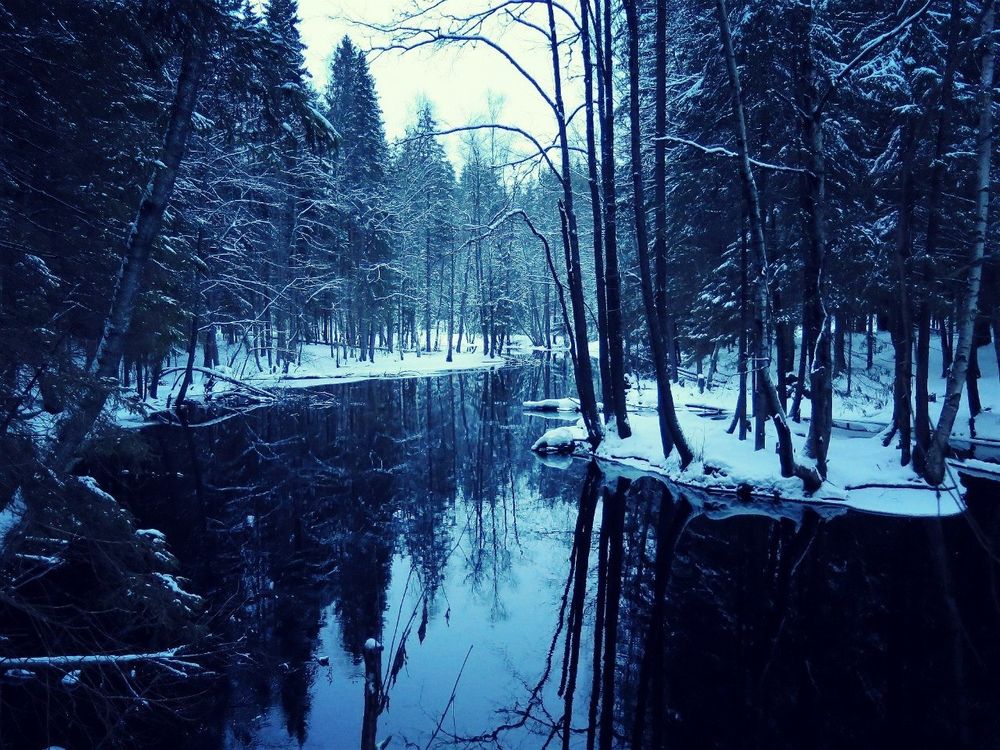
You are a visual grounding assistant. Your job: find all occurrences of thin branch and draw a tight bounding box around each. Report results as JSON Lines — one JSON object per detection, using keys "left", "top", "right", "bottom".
{"left": 655, "top": 135, "right": 808, "bottom": 174}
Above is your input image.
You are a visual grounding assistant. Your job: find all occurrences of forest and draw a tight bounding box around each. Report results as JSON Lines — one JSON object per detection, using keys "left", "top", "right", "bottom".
{"left": 0, "top": 0, "right": 998, "bottom": 748}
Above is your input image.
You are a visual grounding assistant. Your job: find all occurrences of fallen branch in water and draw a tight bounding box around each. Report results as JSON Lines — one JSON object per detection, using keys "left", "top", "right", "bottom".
{"left": 422, "top": 645, "right": 473, "bottom": 750}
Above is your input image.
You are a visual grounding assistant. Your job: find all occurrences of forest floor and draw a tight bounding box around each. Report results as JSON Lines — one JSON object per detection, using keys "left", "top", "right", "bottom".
{"left": 533, "top": 332, "right": 998, "bottom": 517}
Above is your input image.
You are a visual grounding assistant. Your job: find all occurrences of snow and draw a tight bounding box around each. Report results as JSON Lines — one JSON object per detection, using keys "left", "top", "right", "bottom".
{"left": 76, "top": 476, "right": 116, "bottom": 504}
{"left": 554, "top": 332, "right": 996, "bottom": 518}
{"left": 154, "top": 573, "right": 202, "bottom": 606}
{"left": 589, "top": 408, "right": 966, "bottom": 517}
{"left": 531, "top": 424, "right": 588, "bottom": 454}
{"left": 61, "top": 670, "right": 81, "bottom": 687}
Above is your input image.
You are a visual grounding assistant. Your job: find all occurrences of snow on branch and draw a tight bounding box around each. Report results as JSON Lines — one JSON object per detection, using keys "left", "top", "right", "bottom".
{"left": 655, "top": 135, "right": 807, "bottom": 174}
{"left": 816, "top": 0, "right": 933, "bottom": 116}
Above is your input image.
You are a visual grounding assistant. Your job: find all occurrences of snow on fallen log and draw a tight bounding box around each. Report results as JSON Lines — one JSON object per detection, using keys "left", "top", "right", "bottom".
{"left": 523, "top": 397, "right": 582, "bottom": 412}
{"left": 0, "top": 647, "right": 201, "bottom": 676}
{"left": 530, "top": 425, "right": 588, "bottom": 454}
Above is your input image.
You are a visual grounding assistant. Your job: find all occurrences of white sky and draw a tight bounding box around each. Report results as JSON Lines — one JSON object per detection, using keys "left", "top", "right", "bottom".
{"left": 296, "top": 0, "right": 577, "bottom": 168}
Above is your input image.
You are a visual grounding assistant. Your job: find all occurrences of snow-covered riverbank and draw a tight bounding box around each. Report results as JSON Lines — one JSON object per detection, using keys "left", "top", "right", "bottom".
{"left": 533, "top": 334, "right": 997, "bottom": 518}
{"left": 115, "top": 340, "right": 528, "bottom": 427}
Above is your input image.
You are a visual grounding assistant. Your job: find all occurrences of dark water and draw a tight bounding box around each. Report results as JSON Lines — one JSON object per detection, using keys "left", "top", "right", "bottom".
{"left": 64, "top": 361, "right": 1000, "bottom": 748}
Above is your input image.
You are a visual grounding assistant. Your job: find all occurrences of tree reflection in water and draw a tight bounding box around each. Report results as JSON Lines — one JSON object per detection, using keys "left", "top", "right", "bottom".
{"left": 93, "top": 359, "right": 1000, "bottom": 750}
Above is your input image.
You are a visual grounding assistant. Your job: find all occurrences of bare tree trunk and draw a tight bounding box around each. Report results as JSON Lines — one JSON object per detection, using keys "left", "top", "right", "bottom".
{"left": 177, "top": 230, "right": 206, "bottom": 406}
{"left": 915, "top": 0, "right": 963, "bottom": 469}
{"left": 457, "top": 252, "right": 471, "bottom": 353}
{"left": 580, "top": 0, "right": 613, "bottom": 426}
{"left": 992, "top": 306, "right": 1000, "bottom": 380}
{"left": 834, "top": 312, "right": 847, "bottom": 374}
{"left": 52, "top": 30, "right": 206, "bottom": 470}
{"left": 888, "top": 120, "right": 915, "bottom": 466}
{"left": 727, "top": 225, "right": 749, "bottom": 440}
{"left": 940, "top": 316, "right": 954, "bottom": 376}
{"left": 361, "top": 638, "right": 383, "bottom": 750}
{"left": 623, "top": 0, "right": 692, "bottom": 466}
{"left": 545, "top": 0, "right": 603, "bottom": 448}
{"left": 595, "top": 0, "right": 631, "bottom": 437}
{"left": 867, "top": 314, "right": 875, "bottom": 370}
{"left": 654, "top": 0, "right": 678, "bottom": 384}
{"left": 425, "top": 231, "right": 432, "bottom": 353}
{"left": 799, "top": 54, "right": 833, "bottom": 479}
{"left": 447, "top": 245, "right": 455, "bottom": 362}
{"left": 923, "top": 0, "right": 995, "bottom": 485}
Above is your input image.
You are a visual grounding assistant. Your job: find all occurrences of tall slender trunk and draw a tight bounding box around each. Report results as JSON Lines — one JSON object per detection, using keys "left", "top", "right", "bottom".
{"left": 177, "top": 230, "right": 206, "bottom": 405}
{"left": 798, "top": 4, "right": 833, "bottom": 479}
{"left": 623, "top": 0, "right": 692, "bottom": 466}
{"left": 545, "top": 0, "right": 603, "bottom": 448}
{"left": 424, "top": 230, "right": 432, "bottom": 352}
{"left": 714, "top": 0, "right": 820, "bottom": 490}
{"left": 457, "top": 252, "right": 471, "bottom": 353}
{"left": 580, "top": 0, "right": 613, "bottom": 426}
{"left": 654, "top": 0, "right": 677, "bottom": 383}
{"left": 447, "top": 245, "right": 455, "bottom": 362}
{"left": 923, "top": 0, "right": 995, "bottom": 485}
{"left": 992, "top": 306, "right": 1000, "bottom": 380}
{"left": 727, "top": 224, "right": 749, "bottom": 440}
{"left": 595, "top": 0, "right": 631, "bottom": 437}
{"left": 940, "top": 316, "right": 954, "bottom": 376}
{"left": 53, "top": 30, "right": 206, "bottom": 470}
{"left": 889, "top": 120, "right": 916, "bottom": 465}
{"left": 915, "top": 0, "right": 963, "bottom": 469}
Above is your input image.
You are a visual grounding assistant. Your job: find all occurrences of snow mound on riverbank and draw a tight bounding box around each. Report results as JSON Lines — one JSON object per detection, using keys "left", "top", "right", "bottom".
{"left": 531, "top": 424, "right": 588, "bottom": 453}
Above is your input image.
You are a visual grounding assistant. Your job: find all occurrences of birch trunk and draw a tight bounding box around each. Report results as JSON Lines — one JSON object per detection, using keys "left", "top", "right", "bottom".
{"left": 922, "top": 0, "right": 995, "bottom": 485}
{"left": 52, "top": 31, "right": 206, "bottom": 470}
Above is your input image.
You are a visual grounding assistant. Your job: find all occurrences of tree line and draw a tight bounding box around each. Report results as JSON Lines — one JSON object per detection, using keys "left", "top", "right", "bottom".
{"left": 0, "top": 0, "right": 574, "bottom": 489}
{"left": 382, "top": 0, "right": 998, "bottom": 489}
{"left": 2, "top": 0, "right": 998, "bottom": 498}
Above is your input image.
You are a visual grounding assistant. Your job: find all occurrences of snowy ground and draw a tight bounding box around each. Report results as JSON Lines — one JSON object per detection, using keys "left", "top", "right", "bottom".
{"left": 115, "top": 337, "right": 525, "bottom": 427}
{"left": 541, "top": 332, "right": 999, "bottom": 518}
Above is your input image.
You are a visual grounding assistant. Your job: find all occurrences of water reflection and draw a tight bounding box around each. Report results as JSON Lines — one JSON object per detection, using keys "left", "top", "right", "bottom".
{"left": 93, "top": 360, "right": 1000, "bottom": 750}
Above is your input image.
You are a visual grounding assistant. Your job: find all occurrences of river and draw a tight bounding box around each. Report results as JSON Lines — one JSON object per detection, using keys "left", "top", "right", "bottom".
{"left": 80, "top": 358, "right": 1000, "bottom": 749}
